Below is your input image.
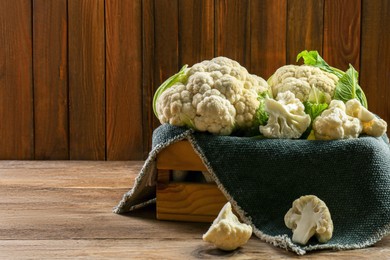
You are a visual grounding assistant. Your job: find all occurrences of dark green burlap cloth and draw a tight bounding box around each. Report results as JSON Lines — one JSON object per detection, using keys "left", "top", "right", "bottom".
{"left": 114, "top": 124, "right": 390, "bottom": 255}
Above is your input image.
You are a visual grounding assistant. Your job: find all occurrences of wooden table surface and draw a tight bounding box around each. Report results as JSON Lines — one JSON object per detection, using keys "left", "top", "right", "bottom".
{"left": 1, "top": 161, "right": 389, "bottom": 259}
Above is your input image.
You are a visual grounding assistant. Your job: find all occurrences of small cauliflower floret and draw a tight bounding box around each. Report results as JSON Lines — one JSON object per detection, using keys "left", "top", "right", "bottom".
{"left": 203, "top": 202, "right": 252, "bottom": 251}
{"left": 157, "top": 83, "right": 195, "bottom": 126}
{"left": 194, "top": 94, "right": 236, "bottom": 135}
{"left": 155, "top": 57, "right": 269, "bottom": 135}
{"left": 345, "top": 99, "right": 387, "bottom": 137}
{"left": 259, "top": 91, "right": 311, "bottom": 138}
{"left": 284, "top": 195, "right": 334, "bottom": 245}
{"left": 213, "top": 75, "right": 243, "bottom": 104}
{"left": 246, "top": 74, "right": 269, "bottom": 94}
{"left": 313, "top": 100, "right": 362, "bottom": 140}
{"left": 274, "top": 77, "right": 311, "bottom": 101}
{"left": 234, "top": 90, "right": 260, "bottom": 128}
{"left": 269, "top": 65, "right": 338, "bottom": 103}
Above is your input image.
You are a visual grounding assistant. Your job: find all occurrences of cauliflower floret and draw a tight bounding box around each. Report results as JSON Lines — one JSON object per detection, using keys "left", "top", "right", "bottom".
{"left": 234, "top": 90, "right": 260, "bottom": 128}
{"left": 313, "top": 100, "right": 363, "bottom": 140}
{"left": 345, "top": 99, "right": 387, "bottom": 137}
{"left": 157, "top": 84, "right": 195, "bottom": 126}
{"left": 307, "top": 73, "right": 337, "bottom": 103}
{"left": 273, "top": 77, "right": 311, "bottom": 102}
{"left": 269, "top": 65, "right": 338, "bottom": 103}
{"left": 285, "top": 195, "right": 333, "bottom": 245}
{"left": 249, "top": 74, "right": 269, "bottom": 94}
{"left": 259, "top": 91, "right": 311, "bottom": 139}
{"left": 155, "top": 57, "right": 269, "bottom": 135}
{"left": 213, "top": 75, "right": 243, "bottom": 104}
{"left": 203, "top": 202, "right": 252, "bottom": 251}
{"left": 194, "top": 91, "right": 236, "bottom": 136}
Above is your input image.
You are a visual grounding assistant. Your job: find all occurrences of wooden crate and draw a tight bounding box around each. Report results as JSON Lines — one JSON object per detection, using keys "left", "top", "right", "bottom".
{"left": 156, "top": 140, "right": 227, "bottom": 222}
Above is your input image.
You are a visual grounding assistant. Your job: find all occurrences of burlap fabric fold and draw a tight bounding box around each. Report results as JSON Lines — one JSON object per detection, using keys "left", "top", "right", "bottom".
{"left": 114, "top": 124, "right": 390, "bottom": 255}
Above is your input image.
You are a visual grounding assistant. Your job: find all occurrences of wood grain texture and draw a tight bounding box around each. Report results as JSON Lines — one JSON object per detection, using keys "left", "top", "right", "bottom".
{"left": 68, "top": 0, "right": 106, "bottom": 160}
{"left": 1, "top": 1, "right": 390, "bottom": 160}
{"left": 105, "top": 0, "right": 143, "bottom": 160}
{"left": 287, "top": 0, "right": 324, "bottom": 64}
{"left": 157, "top": 182, "right": 227, "bottom": 222}
{"left": 33, "top": 0, "right": 69, "bottom": 159}
{"left": 153, "top": 0, "right": 179, "bottom": 131}
{"left": 179, "top": 0, "right": 215, "bottom": 66}
{"left": 157, "top": 141, "right": 207, "bottom": 171}
{"left": 215, "top": 0, "right": 250, "bottom": 68}
{"left": 250, "top": 0, "right": 287, "bottom": 79}
{"left": 360, "top": 0, "right": 390, "bottom": 131}
{"left": 142, "top": 0, "right": 155, "bottom": 158}
{"left": 0, "top": 0, "right": 33, "bottom": 159}
{"left": 0, "top": 161, "right": 389, "bottom": 259}
{"left": 323, "top": 0, "right": 361, "bottom": 71}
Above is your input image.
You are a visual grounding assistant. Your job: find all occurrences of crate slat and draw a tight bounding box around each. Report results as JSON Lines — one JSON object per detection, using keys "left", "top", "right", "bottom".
{"left": 157, "top": 141, "right": 207, "bottom": 171}
{"left": 156, "top": 182, "right": 227, "bottom": 222}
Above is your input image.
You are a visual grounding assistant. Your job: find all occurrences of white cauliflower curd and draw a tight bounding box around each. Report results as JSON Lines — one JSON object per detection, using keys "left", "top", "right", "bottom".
{"left": 203, "top": 202, "right": 252, "bottom": 251}
{"left": 268, "top": 65, "right": 339, "bottom": 104}
{"left": 345, "top": 99, "right": 387, "bottom": 137}
{"left": 154, "top": 57, "right": 269, "bottom": 135}
{"left": 259, "top": 91, "right": 311, "bottom": 139}
{"left": 313, "top": 99, "right": 388, "bottom": 140}
{"left": 313, "top": 100, "right": 363, "bottom": 140}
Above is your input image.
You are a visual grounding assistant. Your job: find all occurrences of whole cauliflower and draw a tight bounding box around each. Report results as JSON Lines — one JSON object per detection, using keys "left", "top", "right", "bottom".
{"left": 259, "top": 91, "right": 311, "bottom": 139}
{"left": 313, "top": 100, "right": 363, "bottom": 140}
{"left": 155, "top": 57, "right": 269, "bottom": 135}
{"left": 268, "top": 65, "right": 339, "bottom": 104}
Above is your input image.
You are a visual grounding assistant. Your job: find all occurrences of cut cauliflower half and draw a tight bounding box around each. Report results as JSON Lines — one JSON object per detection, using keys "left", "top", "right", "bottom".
{"left": 285, "top": 195, "right": 333, "bottom": 245}
{"left": 313, "top": 100, "right": 363, "bottom": 140}
{"left": 259, "top": 91, "right": 311, "bottom": 139}
{"left": 203, "top": 202, "right": 252, "bottom": 251}
{"left": 269, "top": 65, "right": 339, "bottom": 104}
{"left": 155, "top": 57, "right": 269, "bottom": 135}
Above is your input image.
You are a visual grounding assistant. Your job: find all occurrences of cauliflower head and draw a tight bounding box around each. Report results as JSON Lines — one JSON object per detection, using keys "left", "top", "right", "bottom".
{"left": 313, "top": 100, "right": 363, "bottom": 140}
{"left": 269, "top": 65, "right": 339, "bottom": 104}
{"left": 259, "top": 91, "right": 311, "bottom": 139}
{"left": 203, "top": 202, "right": 252, "bottom": 251}
{"left": 155, "top": 57, "right": 269, "bottom": 135}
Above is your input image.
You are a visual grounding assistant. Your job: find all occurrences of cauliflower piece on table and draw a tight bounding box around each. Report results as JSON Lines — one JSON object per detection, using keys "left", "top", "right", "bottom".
{"left": 285, "top": 195, "right": 333, "bottom": 245}
{"left": 203, "top": 202, "right": 252, "bottom": 251}
{"left": 155, "top": 57, "right": 269, "bottom": 135}
{"left": 259, "top": 91, "right": 311, "bottom": 139}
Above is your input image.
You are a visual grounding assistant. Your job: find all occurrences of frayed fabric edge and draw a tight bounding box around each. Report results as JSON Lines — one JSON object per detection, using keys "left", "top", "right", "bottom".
{"left": 113, "top": 129, "right": 194, "bottom": 214}
{"left": 303, "top": 222, "right": 390, "bottom": 252}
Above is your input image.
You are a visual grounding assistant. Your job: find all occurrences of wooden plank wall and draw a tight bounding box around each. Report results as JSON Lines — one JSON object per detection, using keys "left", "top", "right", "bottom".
{"left": 0, "top": 0, "right": 389, "bottom": 160}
